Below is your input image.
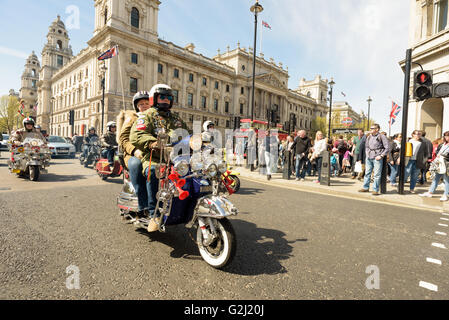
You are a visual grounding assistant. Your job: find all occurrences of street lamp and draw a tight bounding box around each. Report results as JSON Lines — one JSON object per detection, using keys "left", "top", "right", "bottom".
{"left": 100, "top": 62, "right": 107, "bottom": 134}
{"left": 250, "top": 0, "right": 263, "bottom": 123}
{"left": 327, "top": 77, "right": 335, "bottom": 140}
{"left": 366, "top": 96, "right": 372, "bottom": 131}
{"left": 249, "top": 0, "right": 263, "bottom": 172}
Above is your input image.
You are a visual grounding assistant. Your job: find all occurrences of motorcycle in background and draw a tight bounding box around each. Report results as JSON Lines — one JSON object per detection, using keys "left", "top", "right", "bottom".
{"left": 79, "top": 136, "right": 101, "bottom": 168}
{"left": 96, "top": 146, "right": 123, "bottom": 180}
{"left": 117, "top": 134, "right": 239, "bottom": 269}
{"left": 7, "top": 133, "right": 51, "bottom": 181}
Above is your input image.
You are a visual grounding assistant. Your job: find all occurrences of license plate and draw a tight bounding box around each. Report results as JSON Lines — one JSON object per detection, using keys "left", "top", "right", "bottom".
{"left": 58, "top": 150, "right": 68, "bottom": 154}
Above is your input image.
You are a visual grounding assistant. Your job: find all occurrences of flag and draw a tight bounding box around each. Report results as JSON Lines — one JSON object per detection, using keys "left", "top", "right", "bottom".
{"left": 341, "top": 92, "right": 346, "bottom": 97}
{"left": 33, "top": 103, "right": 38, "bottom": 112}
{"left": 98, "top": 45, "right": 118, "bottom": 61}
{"left": 17, "top": 100, "right": 25, "bottom": 118}
{"left": 389, "top": 101, "right": 401, "bottom": 126}
{"left": 262, "top": 21, "right": 271, "bottom": 29}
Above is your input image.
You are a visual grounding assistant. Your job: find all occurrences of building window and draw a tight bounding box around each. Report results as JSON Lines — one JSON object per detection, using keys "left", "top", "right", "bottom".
{"left": 57, "top": 55, "right": 63, "bottom": 67}
{"left": 189, "top": 73, "right": 194, "bottom": 82}
{"left": 189, "top": 114, "right": 194, "bottom": 122}
{"left": 32, "top": 80, "right": 37, "bottom": 88}
{"left": 187, "top": 93, "right": 193, "bottom": 106}
{"left": 131, "top": 53, "right": 138, "bottom": 64}
{"left": 130, "top": 77, "right": 138, "bottom": 94}
{"left": 240, "top": 103, "right": 244, "bottom": 114}
{"left": 131, "top": 7, "right": 140, "bottom": 28}
{"left": 214, "top": 81, "right": 219, "bottom": 89}
{"left": 158, "top": 63, "right": 163, "bottom": 74}
{"left": 226, "top": 120, "right": 230, "bottom": 128}
{"left": 174, "top": 68, "right": 179, "bottom": 78}
{"left": 435, "top": 0, "right": 449, "bottom": 33}
{"left": 214, "top": 99, "right": 219, "bottom": 112}
{"left": 241, "top": 87, "right": 244, "bottom": 94}
{"left": 57, "top": 40, "right": 63, "bottom": 50}
{"left": 172, "top": 90, "right": 179, "bottom": 104}
{"left": 226, "top": 84, "right": 230, "bottom": 92}
{"left": 225, "top": 101, "right": 229, "bottom": 113}
{"left": 104, "top": 7, "right": 108, "bottom": 25}
{"left": 202, "top": 77, "right": 207, "bottom": 86}
{"left": 201, "top": 96, "right": 207, "bottom": 109}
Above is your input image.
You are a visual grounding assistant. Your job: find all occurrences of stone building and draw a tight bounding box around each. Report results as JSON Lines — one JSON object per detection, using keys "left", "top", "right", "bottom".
{"left": 31, "top": 0, "right": 329, "bottom": 137}
{"left": 19, "top": 51, "right": 41, "bottom": 118}
{"left": 399, "top": 0, "right": 449, "bottom": 140}
{"left": 329, "top": 101, "right": 363, "bottom": 126}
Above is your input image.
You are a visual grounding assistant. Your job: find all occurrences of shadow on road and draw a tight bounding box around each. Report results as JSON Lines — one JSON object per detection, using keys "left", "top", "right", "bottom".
{"left": 237, "top": 187, "right": 264, "bottom": 195}
{"left": 135, "top": 218, "right": 306, "bottom": 275}
{"left": 223, "top": 219, "right": 306, "bottom": 275}
{"left": 39, "top": 173, "right": 89, "bottom": 182}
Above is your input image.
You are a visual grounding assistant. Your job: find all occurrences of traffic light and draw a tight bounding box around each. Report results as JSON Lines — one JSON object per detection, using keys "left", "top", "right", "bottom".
{"left": 233, "top": 116, "right": 241, "bottom": 130}
{"left": 68, "top": 110, "right": 75, "bottom": 126}
{"left": 274, "top": 110, "right": 280, "bottom": 124}
{"left": 289, "top": 113, "right": 296, "bottom": 132}
{"left": 413, "top": 70, "right": 433, "bottom": 101}
{"left": 284, "top": 121, "right": 290, "bottom": 133}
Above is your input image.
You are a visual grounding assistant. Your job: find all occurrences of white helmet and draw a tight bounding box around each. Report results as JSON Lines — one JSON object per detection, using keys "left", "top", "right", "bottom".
{"left": 203, "top": 120, "right": 214, "bottom": 132}
{"left": 106, "top": 121, "right": 116, "bottom": 131}
{"left": 149, "top": 84, "right": 174, "bottom": 111}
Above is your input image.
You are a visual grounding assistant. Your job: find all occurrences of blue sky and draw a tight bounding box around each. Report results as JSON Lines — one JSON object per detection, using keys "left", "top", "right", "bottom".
{"left": 0, "top": 0, "right": 410, "bottom": 132}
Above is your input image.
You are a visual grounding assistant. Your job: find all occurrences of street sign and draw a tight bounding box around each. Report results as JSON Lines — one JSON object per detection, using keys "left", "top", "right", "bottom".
{"left": 341, "top": 117, "right": 353, "bottom": 127}
{"left": 332, "top": 128, "right": 361, "bottom": 134}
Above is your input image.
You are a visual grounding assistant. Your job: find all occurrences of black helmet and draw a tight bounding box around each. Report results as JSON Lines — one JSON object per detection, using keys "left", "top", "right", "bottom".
{"left": 88, "top": 127, "right": 96, "bottom": 133}
{"left": 132, "top": 91, "right": 150, "bottom": 112}
{"left": 149, "top": 84, "right": 173, "bottom": 112}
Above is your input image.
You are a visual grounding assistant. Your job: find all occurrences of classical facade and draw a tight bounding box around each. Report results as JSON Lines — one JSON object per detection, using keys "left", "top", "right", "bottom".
{"left": 399, "top": 0, "right": 449, "bottom": 140}
{"left": 31, "top": 0, "right": 329, "bottom": 137}
{"left": 19, "top": 51, "right": 41, "bottom": 118}
{"left": 328, "top": 101, "right": 363, "bottom": 126}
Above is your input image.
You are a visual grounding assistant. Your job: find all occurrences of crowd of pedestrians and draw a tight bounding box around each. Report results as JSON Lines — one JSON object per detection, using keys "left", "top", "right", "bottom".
{"left": 258, "top": 124, "right": 449, "bottom": 202}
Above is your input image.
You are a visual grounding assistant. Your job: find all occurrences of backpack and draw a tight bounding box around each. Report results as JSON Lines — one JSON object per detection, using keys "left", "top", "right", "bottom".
{"left": 337, "top": 140, "right": 347, "bottom": 152}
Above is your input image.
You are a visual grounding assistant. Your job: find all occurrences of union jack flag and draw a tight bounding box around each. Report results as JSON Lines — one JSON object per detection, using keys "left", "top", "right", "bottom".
{"left": 262, "top": 21, "right": 271, "bottom": 29}
{"left": 98, "top": 45, "right": 118, "bottom": 61}
{"left": 389, "top": 101, "right": 401, "bottom": 126}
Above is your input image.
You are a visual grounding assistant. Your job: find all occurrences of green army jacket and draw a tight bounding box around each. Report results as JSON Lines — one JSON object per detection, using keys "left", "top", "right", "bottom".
{"left": 129, "top": 108, "right": 189, "bottom": 175}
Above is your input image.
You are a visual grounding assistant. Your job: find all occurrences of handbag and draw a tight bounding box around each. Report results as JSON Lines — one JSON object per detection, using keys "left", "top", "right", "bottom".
{"left": 354, "top": 161, "right": 362, "bottom": 173}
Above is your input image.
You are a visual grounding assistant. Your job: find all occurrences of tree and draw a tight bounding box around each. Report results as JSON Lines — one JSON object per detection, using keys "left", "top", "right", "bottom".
{"left": 311, "top": 116, "right": 328, "bottom": 137}
{"left": 0, "top": 95, "right": 20, "bottom": 134}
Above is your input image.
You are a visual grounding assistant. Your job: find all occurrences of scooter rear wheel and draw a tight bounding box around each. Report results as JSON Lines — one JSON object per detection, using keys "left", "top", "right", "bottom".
{"left": 196, "top": 218, "right": 236, "bottom": 269}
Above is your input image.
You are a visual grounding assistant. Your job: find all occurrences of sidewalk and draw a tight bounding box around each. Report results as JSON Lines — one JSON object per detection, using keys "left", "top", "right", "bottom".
{"left": 235, "top": 166, "right": 449, "bottom": 212}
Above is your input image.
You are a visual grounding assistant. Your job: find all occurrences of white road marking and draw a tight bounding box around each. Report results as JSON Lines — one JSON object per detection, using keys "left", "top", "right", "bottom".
{"left": 419, "top": 281, "right": 438, "bottom": 292}
{"left": 435, "top": 231, "right": 447, "bottom": 236}
{"left": 432, "top": 243, "right": 447, "bottom": 249}
{"left": 438, "top": 223, "right": 448, "bottom": 227}
{"left": 440, "top": 218, "right": 449, "bottom": 221}
{"left": 442, "top": 212, "right": 449, "bottom": 216}
{"left": 426, "top": 258, "right": 442, "bottom": 265}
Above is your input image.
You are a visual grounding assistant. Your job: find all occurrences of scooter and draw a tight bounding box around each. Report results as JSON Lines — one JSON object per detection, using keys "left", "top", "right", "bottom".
{"left": 117, "top": 134, "right": 239, "bottom": 269}
{"left": 79, "top": 136, "right": 101, "bottom": 168}
{"left": 96, "top": 147, "right": 123, "bottom": 180}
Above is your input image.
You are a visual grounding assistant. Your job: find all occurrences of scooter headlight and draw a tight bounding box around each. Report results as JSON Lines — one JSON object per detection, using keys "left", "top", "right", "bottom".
{"left": 217, "top": 160, "right": 227, "bottom": 173}
{"left": 206, "top": 163, "right": 217, "bottom": 177}
{"left": 174, "top": 160, "right": 189, "bottom": 177}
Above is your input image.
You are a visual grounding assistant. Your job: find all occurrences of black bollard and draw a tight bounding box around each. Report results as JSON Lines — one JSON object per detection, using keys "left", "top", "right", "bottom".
{"left": 320, "top": 151, "right": 331, "bottom": 186}
{"left": 380, "top": 157, "right": 387, "bottom": 194}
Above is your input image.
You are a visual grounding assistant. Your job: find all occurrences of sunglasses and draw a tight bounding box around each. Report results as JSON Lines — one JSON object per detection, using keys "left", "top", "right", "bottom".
{"left": 370, "top": 127, "right": 377, "bottom": 130}
{"left": 158, "top": 94, "right": 173, "bottom": 101}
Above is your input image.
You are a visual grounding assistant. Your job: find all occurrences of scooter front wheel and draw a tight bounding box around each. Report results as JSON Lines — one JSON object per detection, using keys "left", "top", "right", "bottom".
{"left": 29, "top": 165, "right": 40, "bottom": 181}
{"left": 196, "top": 218, "right": 236, "bottom": 269}
{"left": 228, "top": 175, "right": 240, "bottom": 193}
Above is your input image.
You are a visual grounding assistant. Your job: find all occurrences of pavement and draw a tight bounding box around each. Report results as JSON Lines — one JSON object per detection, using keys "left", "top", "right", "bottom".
{"left": 233, "top": 165, "right": 449, "bottom": 213}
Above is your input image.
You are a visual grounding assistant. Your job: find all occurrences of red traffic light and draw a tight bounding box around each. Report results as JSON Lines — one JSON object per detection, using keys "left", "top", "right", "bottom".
{"left": 416, "top": 71, "right": 431, "bottom": 85}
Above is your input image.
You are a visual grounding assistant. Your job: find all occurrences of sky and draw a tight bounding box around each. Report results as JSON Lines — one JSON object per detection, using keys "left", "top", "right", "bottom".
{"left": 0, "top": 0, "right": 410, "bottom": 132}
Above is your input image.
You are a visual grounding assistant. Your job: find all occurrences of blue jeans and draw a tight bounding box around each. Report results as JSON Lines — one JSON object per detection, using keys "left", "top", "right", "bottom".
{"left": 128, "top": 156, "right": 148, "bottom": 212}
{"left": 405, "top": 160, "right": 420, "bottom": 191}
{"left": 101, "top": 148, "right": 115, "bottom": 164}
{"left": 429, "top": 173, "right": 449, "bottom": 196}
{"left": 389, "top": 163, "right": 398, "bottom": 185}
{"left": 82, "top": 145, "right": 89, "bottom": 158}
{"left": 363, "top": 158, "right": 383, "bottom": 192}
{"left": 316, "top": 157, "right": 323, "bottom": 181}
{"left": 295, "top": 155, "right": 307, "bottom": 178}
{"left": 144, "top": 166, "right": 159, "bottom": 217}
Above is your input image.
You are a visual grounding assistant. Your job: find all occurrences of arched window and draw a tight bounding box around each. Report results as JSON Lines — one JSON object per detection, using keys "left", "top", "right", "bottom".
{"left": 57, "top": 40, "right": 63, "bottom": 50}
{"left": 131, "top": 7, "right": 140, "bottom": 28}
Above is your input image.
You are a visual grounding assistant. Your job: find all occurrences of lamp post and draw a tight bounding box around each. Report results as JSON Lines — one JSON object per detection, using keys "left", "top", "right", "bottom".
{"left": 100, "top": 62, "right": 107, "bottom": 134}
{"left": 249, "top": 0, "right": 263, "bottom": 172}
{"left": 50, "top": 97, "right": 55, "bottom": 135}
{"left": 366, "top": 96, "right": 372, "bottom": 131}
{"left": 327, "top": 77, "right": 335, "bottom": 140}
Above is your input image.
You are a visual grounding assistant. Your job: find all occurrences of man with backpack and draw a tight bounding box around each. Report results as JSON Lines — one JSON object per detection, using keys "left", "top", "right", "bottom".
{"left": 358, "top": 124, "right": 390, "bottom": 195}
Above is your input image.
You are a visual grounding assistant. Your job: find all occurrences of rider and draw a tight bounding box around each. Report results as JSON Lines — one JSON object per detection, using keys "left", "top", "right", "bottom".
{"left": 11, "top": 117, "right": 46, "bottom": 145}
{"left": 130, "top": 84, "right": 188, "bottom": 232}
{"left": 101, "top": 121, "right": 118, "bottom": 167}
{"left": 201, "top": 120, "right": 215, "bottom": 145}
{"left": 117, "top": 91, "right": 149, "bottom": 219}
{"left": 82, "top": 127, "right": 99, "bottom": 161}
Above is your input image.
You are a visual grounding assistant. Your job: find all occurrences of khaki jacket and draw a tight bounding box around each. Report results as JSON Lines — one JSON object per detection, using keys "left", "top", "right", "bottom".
{"left": 117, "top": 110, "right": 140, "bottom": 168}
